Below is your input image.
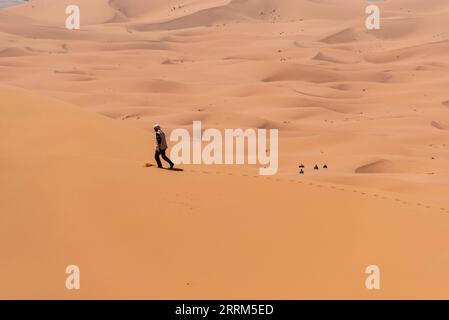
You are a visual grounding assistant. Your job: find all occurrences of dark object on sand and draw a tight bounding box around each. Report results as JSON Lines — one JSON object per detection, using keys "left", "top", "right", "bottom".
{"left": 314, "top": 165, "right": 319, "bottom": 170}
{"left": 299, "top": 164, "right": 305, "bottom": 168}
{"left": 323, "top": 164, "right": 328, "bottom": 169}
{"left": 299, "top": 169, "right": 304, "bottom": 174}
{"left": 145, "top": 163, "right": 184, "bottom": 172}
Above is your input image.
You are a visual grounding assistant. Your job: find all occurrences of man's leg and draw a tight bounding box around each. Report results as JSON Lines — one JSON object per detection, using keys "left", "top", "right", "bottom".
{"left": 160, "top": 149, "right": 174, "bottom": 168}
{"left": 154, "top": 150, "right": 163, "bottom": 168}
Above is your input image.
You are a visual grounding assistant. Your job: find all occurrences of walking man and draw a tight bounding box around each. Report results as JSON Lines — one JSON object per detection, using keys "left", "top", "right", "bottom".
{"left": 154, "top": 124, "right": 175, "bottom": 169}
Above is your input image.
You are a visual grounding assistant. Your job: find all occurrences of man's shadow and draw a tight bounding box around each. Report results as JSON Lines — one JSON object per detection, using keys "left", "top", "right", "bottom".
{"left": 165, "top": 167, "right": 184, "bottom": 172}
{"left": 145, "top": 163, "right": 184, "bottom": 172}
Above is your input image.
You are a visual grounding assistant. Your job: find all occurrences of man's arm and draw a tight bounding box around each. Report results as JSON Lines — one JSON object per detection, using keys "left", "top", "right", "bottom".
{"left": 156, "top": 132, "right": 162, "bottom": 149}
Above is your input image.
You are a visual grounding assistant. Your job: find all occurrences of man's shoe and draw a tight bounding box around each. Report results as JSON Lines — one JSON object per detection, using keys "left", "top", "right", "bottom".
{"left": 170, "top": 163, "right": 174, "bottom": 169}
{"left": 157, "top": 166, "right": 163, "bottom": 169}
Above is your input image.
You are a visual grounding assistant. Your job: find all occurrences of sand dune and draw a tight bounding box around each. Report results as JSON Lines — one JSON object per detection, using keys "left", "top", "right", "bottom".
{"left": 1, "top": 0, "right": 449, "bottom": 298}
{"left": 2, "top": 87, "right": 449, "bottom": 299}
{"left": 321, "top": 28, "right": 368, "bottom": 44}
{"left": 431, "top": 120, "right": 449, "bottom": 131}
{"left": 312, "top": 51, "right": 358, "bottom": 64}
{"left": 1, "top": 0, "right": 448, "bottom": 202}
{"left": 0, "top": 46, "right": 34, "bottom": 57}
{"left": 354, "top": 159, "right": 431, "bottom": 174}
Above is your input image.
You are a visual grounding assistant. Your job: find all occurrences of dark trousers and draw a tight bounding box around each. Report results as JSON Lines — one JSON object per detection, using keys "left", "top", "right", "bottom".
{"left": 155, "top": 148, "right": 174, "bottom": 168}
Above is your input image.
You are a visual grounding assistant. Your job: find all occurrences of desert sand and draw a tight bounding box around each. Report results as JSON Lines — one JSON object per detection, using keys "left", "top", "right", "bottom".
{"left": 1, "top": 0, "right": 449, "bottom": 298}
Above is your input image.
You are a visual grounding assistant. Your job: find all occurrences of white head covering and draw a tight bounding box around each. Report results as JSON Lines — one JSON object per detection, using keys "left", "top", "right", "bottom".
{"left": 153, "top": 123, "right": 161, "bottom": 130}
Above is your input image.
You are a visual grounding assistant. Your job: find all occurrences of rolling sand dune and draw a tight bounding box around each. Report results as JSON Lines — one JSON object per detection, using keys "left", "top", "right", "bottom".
{"left": 1, "top": 0, "right": 449, "bottom": 298}
{"left": 2, "top": 86, "right": 449, "bottom": 299}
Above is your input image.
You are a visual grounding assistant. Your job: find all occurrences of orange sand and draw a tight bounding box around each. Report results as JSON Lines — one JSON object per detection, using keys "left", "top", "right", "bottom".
{"left": 1, "top": 0, "right": 449, "bottom": 299}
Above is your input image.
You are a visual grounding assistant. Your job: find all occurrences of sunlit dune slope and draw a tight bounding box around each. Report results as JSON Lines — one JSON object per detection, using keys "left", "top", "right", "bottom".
{"left": 1, "top": 87, "right": 449, "bottom": 298}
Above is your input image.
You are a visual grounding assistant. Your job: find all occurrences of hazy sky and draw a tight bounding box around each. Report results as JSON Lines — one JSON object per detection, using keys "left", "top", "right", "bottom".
{"left": 0, "top": 0, "right": 30, "bottom": 9}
